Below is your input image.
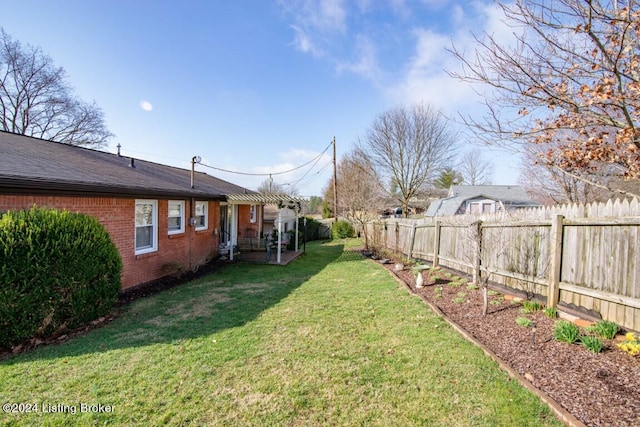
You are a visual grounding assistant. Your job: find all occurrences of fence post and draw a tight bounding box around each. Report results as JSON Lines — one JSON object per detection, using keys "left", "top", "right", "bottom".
{"left": 395, "top": 221, "right": 400, "bottom": 254}
{"left": 384, "top": 221, "right": 388, "bottom": 250}
{"left": 409, "top": 222, "right": 417, "bottom": 260}
{"left": 548, "top": 214, "right": 564, "bottom": 308}
{"left": 433, "top": 220, "right": 441, "bottom": 267}
{"left": 472, "top": 221, "right": 482, "bottom": 285}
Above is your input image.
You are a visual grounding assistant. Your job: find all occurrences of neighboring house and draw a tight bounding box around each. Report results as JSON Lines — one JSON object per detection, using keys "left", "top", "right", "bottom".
{"left": 425, "top": 185, "right": 541, "bottom": 217}
{"left": 0, "top": 131, "right": 262, "bottom": 290}
{"left": 261, "top": 204, "right": 298, "bottom": 237}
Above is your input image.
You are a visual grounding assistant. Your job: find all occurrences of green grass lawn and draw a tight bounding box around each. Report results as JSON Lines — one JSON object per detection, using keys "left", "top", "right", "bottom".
{"left": 0, "top": 240, "right": 562, "bottom": 426}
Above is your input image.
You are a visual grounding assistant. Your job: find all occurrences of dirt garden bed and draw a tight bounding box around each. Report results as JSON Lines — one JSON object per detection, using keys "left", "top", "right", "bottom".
{"left": 376, "top": 255, "right": 640, "bottom": 427}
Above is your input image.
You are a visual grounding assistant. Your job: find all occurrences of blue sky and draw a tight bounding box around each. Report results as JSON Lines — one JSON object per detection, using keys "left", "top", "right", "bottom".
{"left": 2, "top": 0, "right": 522, "bottom": 197}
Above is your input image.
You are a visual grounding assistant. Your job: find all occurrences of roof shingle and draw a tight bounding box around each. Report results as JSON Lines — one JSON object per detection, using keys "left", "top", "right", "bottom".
{"left": 0, "top": 131, "right": 252, "bottom": 198}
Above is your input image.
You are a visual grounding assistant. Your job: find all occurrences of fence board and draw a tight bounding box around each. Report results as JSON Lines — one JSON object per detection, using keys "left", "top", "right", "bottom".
{"left": 366, "top": 197, "right": 640, "bottom": 332}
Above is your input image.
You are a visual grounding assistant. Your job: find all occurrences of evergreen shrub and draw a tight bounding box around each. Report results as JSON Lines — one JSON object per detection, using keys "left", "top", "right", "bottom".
{"left": 0, "top": 207, "right": 122, "bottom": 348}
{"left": 332, "top": 220, "right": 355, "bottom": 239}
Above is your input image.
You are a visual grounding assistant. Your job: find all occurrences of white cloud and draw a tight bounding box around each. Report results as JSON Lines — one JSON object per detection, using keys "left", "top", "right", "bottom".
{"left": 336, "top": 35, "right": 382, "bottom": 82}
{"left": 139, "top": 100, "right": 153, "bottom": 111}
{"left": 315, "top": 0, "right": 347, "bottom": 33}
{"left": 281, "top": 0, "right": 350, "bottom": 61}
{"left": 386, "top": 1, "right": 513, "bottom": 115}
{"left": 290, "top": 24, "right": 323, "bottom": 56}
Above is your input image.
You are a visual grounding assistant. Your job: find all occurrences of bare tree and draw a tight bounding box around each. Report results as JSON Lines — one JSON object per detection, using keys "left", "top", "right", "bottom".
{"left": 336, "top": 148, "right": 383, "bottom": 249}
{"left": 358, "top": 103, "right": 457, "bottom": 217}
{"left": 257, "top": 177, "right": 298, "bottom": 195}
{"left": 458, "top": 149, "right": 493, "bottom": 185}
{"left": 449, "top": 1, "right": 640, "bottom": 198}
{"left": 0, "top": 29, "right": 112, "bottom": 147}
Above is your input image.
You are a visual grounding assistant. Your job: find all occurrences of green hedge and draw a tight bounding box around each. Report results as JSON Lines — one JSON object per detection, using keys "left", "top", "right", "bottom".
{"left": 301, "top": 216, "right": 322, "bottom": 241}
{"left": 332, "top": 220, "right": 355, "bottom": 239}
{"left": 0, "top": 207, "right": 122, "bottom": 348}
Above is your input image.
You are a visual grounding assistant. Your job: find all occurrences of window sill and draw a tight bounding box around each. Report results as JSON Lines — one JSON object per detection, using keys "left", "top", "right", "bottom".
{"left": 135, "top": 250, "right": 158, "bottom": 260}
{"left": 168, "top": 232, "right": 185, "bottom": 239}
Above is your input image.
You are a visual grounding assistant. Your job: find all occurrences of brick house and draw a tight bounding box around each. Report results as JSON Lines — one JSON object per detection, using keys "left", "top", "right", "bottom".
{"left": 0, "top": 131, "right": 263, "bottom": 290}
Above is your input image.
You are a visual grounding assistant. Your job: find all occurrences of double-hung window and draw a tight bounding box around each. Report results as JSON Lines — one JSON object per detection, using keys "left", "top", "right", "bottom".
{"left": 250, "top": 205, "right": 257, "bottom": 223}
{"left": 195, "top": 201, "right": 208, "bottom": 231}
{"left": 168, "top": 200, "right": 185, "bottom": 234}
{"left": 135, "top": 200, "right": 158, "bottom": 254}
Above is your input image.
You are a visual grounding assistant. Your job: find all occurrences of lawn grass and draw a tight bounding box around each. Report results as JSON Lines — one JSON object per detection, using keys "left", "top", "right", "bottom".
{"left": 0, "top": 239, "right": 562, "bottom": 426}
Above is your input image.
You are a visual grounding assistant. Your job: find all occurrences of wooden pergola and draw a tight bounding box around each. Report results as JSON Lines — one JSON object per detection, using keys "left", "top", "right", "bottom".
{"left": 226, "top": 193, "right": 306, "bottom": 264}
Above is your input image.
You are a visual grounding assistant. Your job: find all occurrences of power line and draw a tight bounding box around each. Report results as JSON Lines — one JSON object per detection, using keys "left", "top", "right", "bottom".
{"left": 287, "top": 152, "right": 329, "bottom": 186}
{"left": 284, "top": 159, "right": 332, "bottom": 188}
{"left": 197, "top": 141, "right": 333, "bottom": 177}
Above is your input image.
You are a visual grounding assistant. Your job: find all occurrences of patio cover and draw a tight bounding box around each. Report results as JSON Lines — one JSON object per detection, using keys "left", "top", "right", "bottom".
{"left": 226, "top": 194, "right": 307, "bottom": 264}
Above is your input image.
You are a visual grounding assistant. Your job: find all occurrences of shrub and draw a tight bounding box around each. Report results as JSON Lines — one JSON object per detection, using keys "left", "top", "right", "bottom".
{"left": 0, "top": 207, "right": 122, "bottom": 348}
{"left": 300, "top": 216, "right": 323, "bottom": 242}
{"left": 586, "top": 320, "right": 619, "bottom": 340}
{"left": 580, "top": 335, "right": 604, "bottom": 354}
{"left": 554, "top": 320, "right": 580, "bottom": 344}
{"left": 331, "top": 220, "right": 355, "bottom": 239}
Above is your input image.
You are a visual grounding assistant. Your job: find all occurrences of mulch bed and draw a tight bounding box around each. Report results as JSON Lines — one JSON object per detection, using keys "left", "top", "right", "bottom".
{"left": 376, "top": 255, "right": 640, "bottom": 427}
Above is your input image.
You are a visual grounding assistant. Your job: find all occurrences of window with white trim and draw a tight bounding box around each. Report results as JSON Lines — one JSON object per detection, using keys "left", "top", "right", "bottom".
{"left": 135, "top": 200, "right": 158, "bottom": 254}
{"left": 467, "top": 200, "right": 496, "bottom": 215}
{"left": 250, "top": 205, "right": 256, "bottom": 223}
{"left": 168, "top": 200, "right": 185, "bottom": 234}
{"left": 195, "top": 201, "right": 208, "bottom": 230}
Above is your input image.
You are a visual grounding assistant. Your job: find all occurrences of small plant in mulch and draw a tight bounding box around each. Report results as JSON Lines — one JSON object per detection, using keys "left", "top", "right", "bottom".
{"left": 433, "top": 286, "right": 443, "bottom": 299}
{"left": 524, "top": 300, "right": 543, "bottom": 311}
{"left": 453, "top": 297, "right": 466, "bottom": 304}
{"left": 452, "top": 277, "right": 467, "bottom": 286}
{"left": 516, "top": 317, "right": 533, "bottom": 327}
{"left": 586, "top": 320, "right": 619, "bottom": 340}
{"left": 617, "top": 332, "right": 640, "bottom": 357}
{"left": 487, "top": 290, "right": 499, "bottom": 296}
{"left": 467, "top": 283, "right": 478, "bottom": 291}
{"left": 554, "top": 320, "right": 581, "bottom": 344}
{"left": 580, "top": 335, "right": 604, "bottom": 353}
{"left": 520, "top": 300, "right": 543, "bottom": 314}
{"left": 544, "top": 307, "right": 558, "bottom": 318}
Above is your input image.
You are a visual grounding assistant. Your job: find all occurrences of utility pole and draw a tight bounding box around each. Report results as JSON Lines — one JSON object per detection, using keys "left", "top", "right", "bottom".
{"left": 332, "top": 136, "right": 338, "bottom": 222}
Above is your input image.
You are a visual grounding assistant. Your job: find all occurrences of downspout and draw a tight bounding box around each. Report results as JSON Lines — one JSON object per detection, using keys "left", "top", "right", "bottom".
{"left": 277, "top": 211, "right": 282, "bottom": 264}
{"left": 295, "top": 214, "right": 299, "bottom": 252}
{"left": 258, "top": 204, "right": 263, "bottom": 250}
{"left": 189, "top": 196, "right": 195, "bottom": 271}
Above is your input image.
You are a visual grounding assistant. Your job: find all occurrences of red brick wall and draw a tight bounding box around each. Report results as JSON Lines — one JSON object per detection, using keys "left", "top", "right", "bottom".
{"left": 0, "top": 195, "right": 220, "bottom": 290}
{"left": 237, "top": 204, "right": 261, "bottom": 239}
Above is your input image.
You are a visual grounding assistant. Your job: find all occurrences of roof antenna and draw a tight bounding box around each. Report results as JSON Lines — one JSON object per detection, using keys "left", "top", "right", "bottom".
{"left": 117, "top": 143, "right": 122, "bottom": 157}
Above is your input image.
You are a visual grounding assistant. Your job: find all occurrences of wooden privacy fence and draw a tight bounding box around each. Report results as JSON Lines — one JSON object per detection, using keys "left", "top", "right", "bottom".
{"left": 364, "top": 198, "right": 640, "bottom": 332}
